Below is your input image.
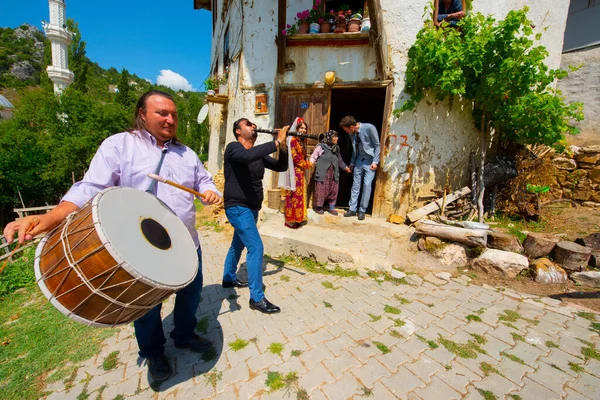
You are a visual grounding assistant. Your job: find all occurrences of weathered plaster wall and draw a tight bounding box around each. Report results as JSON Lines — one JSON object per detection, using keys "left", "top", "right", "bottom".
{"left": 557, "top": 46, "right": 600, "bottom": 147}
{"left": 378, "top": 0, "right": 570, "bottom": 217}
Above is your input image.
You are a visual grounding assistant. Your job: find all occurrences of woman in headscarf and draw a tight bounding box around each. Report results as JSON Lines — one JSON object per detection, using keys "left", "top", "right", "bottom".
{"left": 309, "top": 130, "right": 351, "bottom": 215}
{"left": 283, "top": 118, "right": 309, "bottom": 228}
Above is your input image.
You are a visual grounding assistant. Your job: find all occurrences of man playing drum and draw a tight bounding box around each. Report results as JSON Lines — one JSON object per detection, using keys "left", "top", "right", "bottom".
{"left": 3, "top": 90, "right": 222, "bottom": 382}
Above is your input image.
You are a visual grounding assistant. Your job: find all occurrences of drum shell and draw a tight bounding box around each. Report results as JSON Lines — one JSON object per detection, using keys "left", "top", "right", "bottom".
{"left": 34, "top": 194, "right": 187, "bottom": 327}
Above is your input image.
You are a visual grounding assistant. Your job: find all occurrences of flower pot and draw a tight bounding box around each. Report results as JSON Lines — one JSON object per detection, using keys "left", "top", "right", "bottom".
{"left": 207, "top": 89, "right": 215, "bottom": 96}
{"left": 334, "top": 15, "right": 347, "bottom": 33}
{"left": 320, "top": 21, "right": 332, "bottom": 33}
{"left": 297, "top": 22, "right": 310, "bottom": 34}
{"left": 361, "top": 17, "right": 371, "bottom": 32}
{"left": 348, "top": 18, "right": 361, "bottom": 33}
{"left": 309, "top": 22, "right": 320, "bottom": 34}
{"left": 218, "top": 84, "right": 228, "bottom": 96}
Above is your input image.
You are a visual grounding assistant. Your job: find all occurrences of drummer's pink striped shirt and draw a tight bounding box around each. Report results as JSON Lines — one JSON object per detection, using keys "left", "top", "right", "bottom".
{"left": 62, "top": 130, "right": 220, "bottom": 247}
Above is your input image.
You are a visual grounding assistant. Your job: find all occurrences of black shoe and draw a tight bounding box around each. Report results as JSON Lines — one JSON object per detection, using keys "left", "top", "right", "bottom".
{"left": 344, "top": 210, "right": 357, "bottom": 217}
{"left": 314, "top": 208, "right": 324, "bottom": 215}
{"left": 173, "top": 333, "right": 213, "bottom": 353}
{"left": 326, "top": 208, "right": 338, "bottom": 216}
{"left": 358, "top": 212, "right": 365, "bottom": 221}
{"left": 146, "top": 353, "right": 172, "bottom": 382}
{"left": 222, "top": 278, "right": 248, "bottom": 288}
{"left": 249, "top": 298, "right": 281, "bottom": 314}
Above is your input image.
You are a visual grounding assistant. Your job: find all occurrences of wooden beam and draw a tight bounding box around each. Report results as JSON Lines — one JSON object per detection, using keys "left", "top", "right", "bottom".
{"left": 278, "top": 80, "right": 392, "bottom": 91}
{"left": 372, "top": 81, "right": 394, "bottom": 217}
{"left": 407, "top": 187, "right": 471, "bottom": 223}
{"left": 416, "top": 220, "right": 487, "bottom": 247}
{"left": 277, "top": 0, "right": 286, "bottom": 75}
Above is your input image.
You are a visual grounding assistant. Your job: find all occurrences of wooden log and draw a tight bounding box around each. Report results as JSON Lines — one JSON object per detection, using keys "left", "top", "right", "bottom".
{"left": 555, "top": 241, "right": 592, "bottom": 272}
{"left": 407, "top": 187, "right": 471, "bottom": 223}
{"left": 522, "top": 233, "right": 560, "bottom": 259}
{"left": 575, "top": 233, "right": 600, "bottom": 268}
{"left": 488, "top": 232, "right": 524, "bottom": 253}
{"left": 415, "top": 220, "right": 487, "bottom": 247}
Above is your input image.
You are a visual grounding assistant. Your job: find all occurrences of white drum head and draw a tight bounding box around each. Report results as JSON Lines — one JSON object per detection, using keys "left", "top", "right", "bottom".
{"left": 93, "top": 187, "right": 197, "bottom": 288}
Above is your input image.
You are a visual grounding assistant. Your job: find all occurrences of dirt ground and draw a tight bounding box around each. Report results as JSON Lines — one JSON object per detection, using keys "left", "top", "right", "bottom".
{"left": 475, "top": 204, "right": 600, "bottom": 312}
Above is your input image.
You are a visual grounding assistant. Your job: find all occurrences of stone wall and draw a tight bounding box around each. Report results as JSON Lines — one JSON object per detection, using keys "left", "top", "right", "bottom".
{"left": 552, "top": 145, "right": 600, "bottom": 205}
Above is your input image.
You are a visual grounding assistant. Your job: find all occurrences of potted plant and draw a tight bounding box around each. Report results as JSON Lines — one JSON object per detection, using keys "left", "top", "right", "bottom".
{"left": 361, "top": 7, "right": 371, "bottom": 32}
{"left": 348, "top": 13, "right": 362, "bottom": 33}
{"left": 204, "top": 75, "right": 218, "bottom": 95}
{"left": 217, "top": 73, "right": 228, "bottom": 96}
{"left": 334, "top": 10, "right": 347, "bottom": 33}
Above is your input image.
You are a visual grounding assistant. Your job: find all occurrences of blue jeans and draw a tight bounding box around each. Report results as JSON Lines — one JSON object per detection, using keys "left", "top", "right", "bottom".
{"left": 135, "top": 247, "right": 203, "bottom": 358}
{"left": 349, "top": 158, "right": 376, "bottom": 213}
{"left": 223, "top": 205, "right": 265, "bottom": 302}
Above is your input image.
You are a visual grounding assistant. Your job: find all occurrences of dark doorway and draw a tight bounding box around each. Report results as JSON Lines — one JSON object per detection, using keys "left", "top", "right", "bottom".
{"left": 328, "top": 87, "right": 386, "bottom": 214}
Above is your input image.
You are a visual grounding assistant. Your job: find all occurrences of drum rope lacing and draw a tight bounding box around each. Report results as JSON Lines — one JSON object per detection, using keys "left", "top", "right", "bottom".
{"left": 56, "top": 212, "right": 158, "bottom": 311}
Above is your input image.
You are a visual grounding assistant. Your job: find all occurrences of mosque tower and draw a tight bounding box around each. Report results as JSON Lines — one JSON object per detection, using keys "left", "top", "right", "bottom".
{"left": 42, "top": 0, "right": 74, "bottom": 94}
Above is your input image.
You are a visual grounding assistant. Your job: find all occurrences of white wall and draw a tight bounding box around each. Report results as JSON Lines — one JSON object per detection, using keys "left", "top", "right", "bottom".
{"left": 378, "top": 0, "right": 570, "bottom": 216}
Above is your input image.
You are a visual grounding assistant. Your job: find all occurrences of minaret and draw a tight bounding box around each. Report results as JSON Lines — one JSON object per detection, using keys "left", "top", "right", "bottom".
{"left": 42, "top": 0, "right": 74, "bottom": 94}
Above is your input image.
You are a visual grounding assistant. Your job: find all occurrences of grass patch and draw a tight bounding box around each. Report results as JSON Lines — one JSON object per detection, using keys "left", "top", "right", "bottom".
{"left": 280, "top": 275, "right": 290, "bottom": 282}
{"left": 576, "top": 311, "right": 597, "bottom": 321}
{"left": 502, "top": 322, "right": 519, "bottom": 330}
{"left": 581, "top": 344, "right": 600, "bottom": 361}
{"left": 201, "top": 346, "right": 217, "bottom": 362}
{"left": 372, "top": 341, "right": 390, "bottom": 354}
{"left": 204, "top": 370, "right": 222, "bottom": 390}
{"left": 416, "top": 334, "right": 438, "bottom": 349}
{"left": 394, "top": 295, "right": 411, "bottom": 304}
{"left": 367, "top": 270, "right": 409, "bottom": 285}
{"left": 480, "top": 362, "right": 500, "bottom": 376}
{"left": 384, "top": 305, "right": 401, "bottom": 315}
{"left": 569, "top": 361, "right": 585, "bottom": 373}
{"left": 201, "top": 219, "right": 224, "bottom": 233}
{"left": 476, "top": 388, "right": 498, "bottom": 400}
{"left": 389, "top": 330, "right": 404, "bottom": 339}
{"left": 113, "top": 395, "right": 125, "bottom": 400}
{"left": 0, "top": 285, "right": 117, "bottom": 400}
{"left": 508, "top": 395, "right": 522, "bottom": 400}
{"left": 438, "top": 335, "right": 486, "bottom": 359}
{"left": 102, "top": 351, "right": 120, "bottom": 371}
{"left": 290, "top": 350, "right": 303, "bottom": 357}
{"left": 510, "top": 332, "right": 525, "bottom": 342}
{"left": 546, "top": 341, "right": 559, "bottom": 348}
{"left": 392, "top": 319, "right": 406, "bottom": 327}
{"left": 274, "top": 254, "right": 359, "bottom": 278}
{"left": 591, "top": 322, "right": 600, "bottom": 335}
{"left": 358, "top": 386, "right": 374, "bottom": 397}
{"left": 321, "top": 281, "right": 339, "bottom": 290}
{"left": 466, "top": 314, "right": 482, "bottom": 322}
{"left": 470, "top": 333, "right": 487, "bottom": 345}
{"left": 196, "top": 316, "right": 210, "bottom": 334}
{"left": 501, "top": 351, "right": 525, "bottom": 365}
{"left": 228, "top": 338, "right": 249, "bottom": 352}
{"left": 368, "top": 313, "right": 382, "bottom": 322}
{"left": 499, "top": 309, "right": 538, "bottom": 325}
{"left": 264, "top": 371, "right": 300, "bottom": 394}
{"left": 0, "top": 247, "right": 36, "bottom": 296}
{"left": 268, "top": 342, "right": 284, "bottom": 356}
{"left": 550, "top": 363, "right": 565, "bottom": 372}
{"left": 323, "top": 301, "right": 332, "bottom": 308}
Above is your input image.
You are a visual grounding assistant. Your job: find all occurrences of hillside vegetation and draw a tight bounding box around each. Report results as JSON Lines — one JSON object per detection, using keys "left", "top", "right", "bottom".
{"left": 0, "top": 20, "right": 208, "bottom": 226}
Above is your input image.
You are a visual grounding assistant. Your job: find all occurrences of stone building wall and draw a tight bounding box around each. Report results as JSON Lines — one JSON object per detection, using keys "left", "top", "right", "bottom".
{"left": 552, "top": 145, "right": 600, "bottom": 205}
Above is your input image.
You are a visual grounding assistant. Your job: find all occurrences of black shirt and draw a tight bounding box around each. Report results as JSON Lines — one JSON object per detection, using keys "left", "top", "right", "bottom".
{"left": 224, "top": 141, "right": 289, "bottom": 210}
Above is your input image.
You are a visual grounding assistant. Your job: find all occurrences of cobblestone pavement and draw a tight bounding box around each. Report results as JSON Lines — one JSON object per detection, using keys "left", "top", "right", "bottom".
{"left": 44, "top": 229, "right": 600, "bottom": 399}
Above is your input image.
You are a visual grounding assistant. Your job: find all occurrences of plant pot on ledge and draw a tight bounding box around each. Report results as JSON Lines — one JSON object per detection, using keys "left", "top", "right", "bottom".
{"left": 309, "top": 22, "right": 320, "bottom": 33}
{"left": 218, "top": 84, "right": 228, "bottom": 96}
{"left": 348, "top": 18, "right": 362, "bottom": 33}
{"left": 320, "top": 21, "right": 332, "bottom": 33}
{"left": 297, "top": 22, "right": 310, "bottom": 34}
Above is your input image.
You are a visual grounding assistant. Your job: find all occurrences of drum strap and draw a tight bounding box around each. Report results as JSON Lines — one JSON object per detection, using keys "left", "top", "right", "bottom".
{"left": 146, "top": 147, "right": 168, "bottom": 193}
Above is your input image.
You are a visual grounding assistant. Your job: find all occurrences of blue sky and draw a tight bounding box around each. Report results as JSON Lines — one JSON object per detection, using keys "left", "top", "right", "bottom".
{"left": 0, "top": 0, "right": 213, "bottom": 91}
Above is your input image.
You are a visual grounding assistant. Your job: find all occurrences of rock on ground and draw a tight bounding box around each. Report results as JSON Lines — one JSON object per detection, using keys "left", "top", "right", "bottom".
{"left": 472, "top": 249, "right": 529, "bottom": 279}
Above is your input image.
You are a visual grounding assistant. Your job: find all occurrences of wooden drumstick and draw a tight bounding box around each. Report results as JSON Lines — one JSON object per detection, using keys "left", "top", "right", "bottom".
{"left": 147, "top": 173, "right": 206, "bottom": 199}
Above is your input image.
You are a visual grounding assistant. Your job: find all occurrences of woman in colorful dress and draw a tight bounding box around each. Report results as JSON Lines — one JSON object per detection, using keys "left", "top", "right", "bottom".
{"left": 283, "top": 119, "right": 309, "bottom": 229}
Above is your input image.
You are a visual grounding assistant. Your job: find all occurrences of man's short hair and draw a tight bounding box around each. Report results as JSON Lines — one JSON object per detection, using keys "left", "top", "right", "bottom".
{"left": 340, "top": 116, "right": 357, "bottom": 128}
{"left": 233, "top": 118, "right": 249, "bottom": 140}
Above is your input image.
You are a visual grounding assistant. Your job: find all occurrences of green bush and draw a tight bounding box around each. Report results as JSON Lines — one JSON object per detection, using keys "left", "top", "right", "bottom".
{"left": 0, "top": 246, "right": 36, "bottom": 296}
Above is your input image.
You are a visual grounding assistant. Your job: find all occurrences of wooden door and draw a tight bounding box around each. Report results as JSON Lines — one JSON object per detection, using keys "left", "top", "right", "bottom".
{"left": 277, "top": 90, "right": 331, "bottom": 207}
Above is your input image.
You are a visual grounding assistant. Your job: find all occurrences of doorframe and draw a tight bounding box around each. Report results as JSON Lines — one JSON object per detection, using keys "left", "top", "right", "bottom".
{"left": 372, "top": 81, "right": 395, "bottom": 217}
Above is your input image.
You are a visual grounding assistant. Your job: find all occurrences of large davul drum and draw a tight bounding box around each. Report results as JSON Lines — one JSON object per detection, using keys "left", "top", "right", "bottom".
{"left": 34, "top": 187, "right": 198, "bottom": 327}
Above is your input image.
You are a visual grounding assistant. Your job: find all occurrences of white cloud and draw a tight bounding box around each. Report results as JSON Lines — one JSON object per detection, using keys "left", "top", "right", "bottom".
{"left": 156, "top": 70, "right": 193, "bottom": 91}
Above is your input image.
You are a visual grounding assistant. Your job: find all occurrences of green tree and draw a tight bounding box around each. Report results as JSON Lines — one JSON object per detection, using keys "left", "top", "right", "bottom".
{"left": 396, "top": 7, "right": 583, "bottom": 221}
{"left": 66, "top": 19, "right": 88, "bottom": 93}
{"left": 116, "top": 68, "right": 133, "bottom": 107}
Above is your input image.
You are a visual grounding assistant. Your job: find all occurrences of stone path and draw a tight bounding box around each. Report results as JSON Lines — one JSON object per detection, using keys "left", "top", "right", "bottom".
{"left": 44, "top": 228, "right": 600, "bottom": 399}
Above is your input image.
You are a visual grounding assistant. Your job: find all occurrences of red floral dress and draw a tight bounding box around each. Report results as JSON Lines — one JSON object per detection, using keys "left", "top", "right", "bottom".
{"left": 284, "top": 137, "right": 308, "bottom": 228}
